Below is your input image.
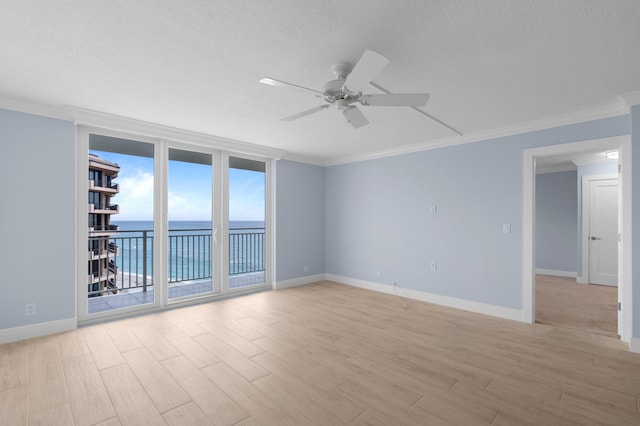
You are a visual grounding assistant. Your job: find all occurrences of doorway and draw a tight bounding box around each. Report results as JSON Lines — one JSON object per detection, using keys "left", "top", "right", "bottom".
{"left": 534, "top": 166, "right": 618, "bottom": 336}
{"left": 167, "top": 147, "right": 215, "bottom": 300}
{"left": 523, "top": 135, "right": 631, "bottom": 343}
{"left": 85, "top": 134, "right": 157, "bottom": 315}
{"left": 227, "top": 156, "right": 267, "bottom": 290}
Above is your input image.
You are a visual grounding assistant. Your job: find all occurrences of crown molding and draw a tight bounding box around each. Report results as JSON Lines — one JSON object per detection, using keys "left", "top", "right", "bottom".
{"left": 620, "top": 90, "right": 640, "bottom": 109}
{"left": 66, "top": 106, "right": 287, "bottom": 160}
{"left": 280, "top": 153, "right": 327, "bottom": 167}
{"left": 326, "top": 101, "right": 628, "bottom": 167}
{"left": 0, "top": 95, "right": 71, "bottom": 121}
{"left": 2, "top": 94, "right": 632, "bottom": 167}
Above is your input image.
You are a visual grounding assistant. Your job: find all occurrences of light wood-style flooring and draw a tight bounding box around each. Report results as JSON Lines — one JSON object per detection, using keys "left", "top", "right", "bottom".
{"left": 1, "top": 281, "right": 639, "bottom": 425}
{"left": 536, "top": 274, "right": 618, "bottom": 337}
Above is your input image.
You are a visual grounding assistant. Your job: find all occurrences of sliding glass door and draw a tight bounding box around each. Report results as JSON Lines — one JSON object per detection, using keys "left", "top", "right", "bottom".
{"left": 227, "top": 156, "right": 267, "bottom": 289}
{"left": 85, "top": 134, "right": 157, "bottom": 315}
{"left": 78, "top": 129, "right": 272, "bottom": 321}
{"left": 167, "top": 147, "right": 215, "bottom": 300}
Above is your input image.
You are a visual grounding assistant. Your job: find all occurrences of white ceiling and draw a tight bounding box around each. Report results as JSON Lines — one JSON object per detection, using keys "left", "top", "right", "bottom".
{"left": 1, "top": 1, "right": 639, "bottom": 163}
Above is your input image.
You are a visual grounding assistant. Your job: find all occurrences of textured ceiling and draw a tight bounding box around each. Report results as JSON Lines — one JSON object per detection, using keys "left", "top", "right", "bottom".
{"left": 1, "top": 1, "right": 639, "bottom": 163}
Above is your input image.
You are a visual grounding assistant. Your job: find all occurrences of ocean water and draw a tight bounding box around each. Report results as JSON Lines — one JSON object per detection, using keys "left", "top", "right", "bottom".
{"left": 113, "top": 220, "right": 265, "bottom": 232}
{"left": 108, "top": 220, "right": 265, "bottom": 281}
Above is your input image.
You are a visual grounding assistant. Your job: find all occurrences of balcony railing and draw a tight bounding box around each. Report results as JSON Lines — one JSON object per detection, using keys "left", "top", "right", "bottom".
{"left": 89, "top": 203, "right": 119, "bottom": 213}
{"left": 168, "top": 229, "right": 213, "bottom": 283}
{"left": 89, "top": 179, "right": 119, "bottom": 191}
{"left": 89, "top": 224, "right": 120, "bottom": 232}
{"left": 229, "top": 228, "right": 265, "bottom": 275}
{"left": 88, "top": 227, "right": 265, "bottom": 297}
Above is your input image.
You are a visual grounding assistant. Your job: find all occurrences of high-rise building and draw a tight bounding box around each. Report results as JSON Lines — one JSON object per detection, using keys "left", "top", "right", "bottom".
{"left": 88, "top": 153, "right": 120, "bottom": 296}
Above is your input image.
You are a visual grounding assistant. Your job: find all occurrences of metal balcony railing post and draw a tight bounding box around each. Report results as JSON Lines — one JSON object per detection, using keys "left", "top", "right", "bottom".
{"left": 142, "top": 230, "right": 147, "bottom": 292}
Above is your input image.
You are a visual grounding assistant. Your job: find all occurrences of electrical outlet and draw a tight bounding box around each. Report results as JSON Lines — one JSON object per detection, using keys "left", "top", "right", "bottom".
{"left": 430, "top": 205, "right": 437, "bottom": 215}
{"left": 26, "top": 303, "right": 36, "bottom": 316}
{"left": 430, "top": 261, "right": 437, "bottom": 271}
{"left": 376, "top": 271, "right": 381, "bottom": 280}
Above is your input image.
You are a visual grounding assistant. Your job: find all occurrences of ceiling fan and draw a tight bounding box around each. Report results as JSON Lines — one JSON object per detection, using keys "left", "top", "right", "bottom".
{"left": 259, "top": 49, "right": 430, "bottom": 129}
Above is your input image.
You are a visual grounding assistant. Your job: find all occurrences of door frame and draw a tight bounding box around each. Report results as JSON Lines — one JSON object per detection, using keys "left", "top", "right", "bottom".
{"left": 580, "top": 174, "right": 618, "bottom": 286}
{"left": 522, "top": 134, "right": 631, "bottom": 343}
{"left": 77, "top": 126, "right": 164, "bottom": 322}
{"left": 222, "top": 151, "right": 273, "bottom": 294}
{"left": 163, "top": 141, "right": 222, "bottom": 305}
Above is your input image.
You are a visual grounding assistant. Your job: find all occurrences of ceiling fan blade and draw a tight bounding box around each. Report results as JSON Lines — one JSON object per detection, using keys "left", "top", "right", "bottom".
{"left": 343, "top": 106, "right": 369, "bottom": 128}
{"left": 343, "top": 49, "right": 390, "bottom": 94}
{"left": 360, "top": 93, "right": 430, "bottom": 107}
{"left": 259, "top": 77, "right": 324, "bottom": 97}
{"left": 369, "top": 81, "right": 463, "bottom": 135}
{"left": 281, "top": 105, "right": 329, "bottom": 121}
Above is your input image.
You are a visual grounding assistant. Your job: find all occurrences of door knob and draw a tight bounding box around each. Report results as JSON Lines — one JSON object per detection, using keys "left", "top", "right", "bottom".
{"left": 590, "top": 236, "right": 601, "bottom": 240}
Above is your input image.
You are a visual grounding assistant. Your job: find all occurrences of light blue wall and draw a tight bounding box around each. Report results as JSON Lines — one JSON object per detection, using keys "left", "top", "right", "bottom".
{"left": 575, "top": 162, "right": 619, "bottom": 276}
{"left": 0, "top": 109, "right": 76, "bottom": 329}
{"left": 326, "top": 115, "right": 629, "bottom": 311}
{"left": 275, "top": 160, "right": 326, "bottom": 281}
{"left": 535, "top": 171, "right": 577, "bottom": 273}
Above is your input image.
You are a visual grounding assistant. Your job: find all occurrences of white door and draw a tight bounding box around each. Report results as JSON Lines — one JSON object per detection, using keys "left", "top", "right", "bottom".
{"left": 588, "top": 179, "right": 618, "bottom": 286}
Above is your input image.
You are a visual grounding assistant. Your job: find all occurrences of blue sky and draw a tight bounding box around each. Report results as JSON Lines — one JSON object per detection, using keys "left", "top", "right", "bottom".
{"left": 92, "top": 151, "right": 265, "bottom": 221}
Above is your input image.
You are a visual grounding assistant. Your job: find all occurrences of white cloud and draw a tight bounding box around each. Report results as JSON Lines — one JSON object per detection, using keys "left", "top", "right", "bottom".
{"left": 168, "top": 191, "right": 211, "bottom": 221}
{"left": 114, "top": 170, "right": 154, "bottom": 220}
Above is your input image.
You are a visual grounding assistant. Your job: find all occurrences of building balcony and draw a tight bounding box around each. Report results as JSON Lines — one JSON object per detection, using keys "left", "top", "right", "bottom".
{"left": 88, "top": 263, "right": 118, "bottom": 282}
{"left": 88, "top": 179, "right": 119, "bottom": 194}
{"left": 88, "top": 238, "right": 119, "bottom": 258}
{"left": 89, "top": 224, "right": 120, "bottom": 238}
{"left": 88, "top": 270, "right": 112, "bottom": 285}
{"left": 89, "top": 247, "right": 119, "bottom": 260}
{"left": 89, "top": 224, "right": 120, "bottom": 232}
{"left": 89, "top": 203, "right": 119, "bottom": 214}
{"left": 89, "top": 160, "right": 119, "bottom": 174}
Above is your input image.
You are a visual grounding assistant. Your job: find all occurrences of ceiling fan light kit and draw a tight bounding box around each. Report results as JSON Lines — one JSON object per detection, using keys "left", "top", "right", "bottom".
{"left": 260, "top": 49, "right": 431, "bottom": 129}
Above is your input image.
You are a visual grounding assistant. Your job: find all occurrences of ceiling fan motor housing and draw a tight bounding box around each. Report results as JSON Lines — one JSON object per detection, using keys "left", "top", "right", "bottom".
{"left": 322, "top": 78, "right": 355, "bottom": 103}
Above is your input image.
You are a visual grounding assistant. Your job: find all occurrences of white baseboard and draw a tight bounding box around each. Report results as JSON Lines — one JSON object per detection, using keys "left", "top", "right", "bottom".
{"left": 274, "top": 273, "right": 326, "bottom": 290}
{"left": 630, "top": 338, "right": 640, "bottom": 354}
{"left": 325, "top": 274, "right": 524, "bottom": 322}
{"left": 0, "top": 317, "right": 77, "bottom": 345}
{"left": 535, "top": 269, "right": 577, "bottom": 278}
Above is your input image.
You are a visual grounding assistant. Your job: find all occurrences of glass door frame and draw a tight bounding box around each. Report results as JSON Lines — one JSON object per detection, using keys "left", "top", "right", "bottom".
{"left": 77, "top": 126, "right": 164, "bottom": 322}
{"left": 163, "top": 140, "right": 222, "bottom": 306}
{"left": 221, "top": 151, "right": 274, "bottom": 294}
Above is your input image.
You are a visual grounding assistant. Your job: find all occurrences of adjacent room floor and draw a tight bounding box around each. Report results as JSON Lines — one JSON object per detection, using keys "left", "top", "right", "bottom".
{"left": 535, "top": 274, "right": 618, "bottom": 337}
{"left": 1, "top": 280, "right": 638, "bottom": 425}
